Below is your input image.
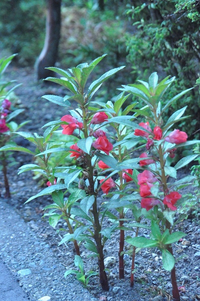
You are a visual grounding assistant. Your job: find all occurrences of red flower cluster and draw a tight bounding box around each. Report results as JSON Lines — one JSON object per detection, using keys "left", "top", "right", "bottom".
{"left": 100, "top": 177, "right": 116, "bottom": 194}
{"left": 61, "top": 115, "right": 83, "bottom": 135}
{"left": 91, "top": 112, "right": 108, "bottom": 124}
{"left": 93, "top": 136, "right": 113, "bottom": 155}
{"left": 134, "top": 122, "right": 152, "bottom": 138}
{"left": 137, "top": 170, "right": 159, "bottom": 211}
{"left": 69, "top": 143, "right": 84, "bottom": 158}
{"left": 122, "top": 169, "right": 133, "bottom": 182}
{"left": 165, "top": 129, "right": 188, "bottom": 144}
{"left": 163, "top": 191, "right": 182, "bottom": 211}
{"left": 0, "top": 119, "right": 9, "bottom": 133}
{"left": 93, "top": 129, "right": 106, "bottom": 138}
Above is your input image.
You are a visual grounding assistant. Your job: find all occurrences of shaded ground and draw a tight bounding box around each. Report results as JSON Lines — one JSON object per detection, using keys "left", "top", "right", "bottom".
{"left": 0, "top": 63, "right": 200, "bottom": 301}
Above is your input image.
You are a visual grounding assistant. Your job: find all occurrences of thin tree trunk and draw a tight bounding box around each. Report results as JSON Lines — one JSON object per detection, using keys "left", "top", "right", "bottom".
{"left": 36, "top": 0, "right": 61, "bottom": 79}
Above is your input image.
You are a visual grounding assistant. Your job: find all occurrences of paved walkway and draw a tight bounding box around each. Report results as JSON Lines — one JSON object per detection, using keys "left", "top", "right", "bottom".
{"left": 0, "top": 259, "right": 29, "bottom": 301}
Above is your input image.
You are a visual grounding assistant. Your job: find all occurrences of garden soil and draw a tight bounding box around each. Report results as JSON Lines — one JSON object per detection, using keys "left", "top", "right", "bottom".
{"left": 0, "top": 63, "right": 200, "bottom": 301}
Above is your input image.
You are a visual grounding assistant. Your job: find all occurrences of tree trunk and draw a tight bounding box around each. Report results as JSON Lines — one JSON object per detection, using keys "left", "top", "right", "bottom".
{"left": 36, "top": 0, "right": 61, "bottom": 80}
{"left": 98, "top": 0, "right": 105, "bottom": 11}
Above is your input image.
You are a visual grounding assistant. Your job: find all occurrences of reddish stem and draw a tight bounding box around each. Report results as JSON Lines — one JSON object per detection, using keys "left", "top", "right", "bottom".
{"left": 2, "top": 152, "right": 11, "bottom": 198}
{"left": 119, "top": 214, "right": 124, "bottom": 279}
{"left": 130, "top": 227, "right": 139, "bottom": 287}
{"left": 168, "top": 245, "right": 180, "bottom": 301}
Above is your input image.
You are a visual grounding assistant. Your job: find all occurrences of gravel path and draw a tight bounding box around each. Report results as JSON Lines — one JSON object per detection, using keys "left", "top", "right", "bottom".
{"left": 0, "top": 198, "right": 98, "bottom": 301}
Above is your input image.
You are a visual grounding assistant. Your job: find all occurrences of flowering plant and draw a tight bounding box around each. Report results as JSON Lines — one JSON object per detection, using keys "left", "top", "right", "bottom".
{"left": 1, "top": 56, "right": 199, "bottom": 300}
{"left": 0, "top": 55, "right": 26, "bottom": 198}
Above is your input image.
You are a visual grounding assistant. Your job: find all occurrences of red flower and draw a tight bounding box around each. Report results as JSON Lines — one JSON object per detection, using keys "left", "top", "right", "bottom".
{"left": 139, "top": 152, "right": 154, "bottom": 166}
{"left": 98, "top": 160, "right": 110, "bottom": 169}
{"left": 91, "top": 112, "right": 108, "bottom": 124}
{"left": 69, "top": 144, "right": 84, "bottom": 158}
{"left": 168, "top": 148, "right": 177, "bottom": 158}
{"left": 93, "top": 129, "right": 106, "bottom": 138}
{"left": 139, "top": 182, "right": 153, "bottom": 197}
{"left": 153, "top": 126, "right": 162, "bottom": 140}
{"left": 2, "top": 99, "right": 11, "bottom": 110}
{"left": 0, "top": 119, "right": 9, "bottom": 133}
{"left": 163, "top": 191, "right": 182, "bottom": 211}
{"left": 137, "top": 170, "right": 157, "bottom": 185}
{"left": 122, "top": 169, "right": 133, "bottom": 182}
{"left": 134, "top": 122, "right": 152, "bottom": 138}
{"left": 46, "top": 179, "right": 57, "bottom": 186}
{"left": 61, "top": 115, "right": 83, "bottom": 135}
{"left": 146, "top": 138, "right": 154, "bottom": 150}
{"left": 141, "top": 197, "right": 160, "bottom": 211}
{"left": 100, "top": 178, "right": 116, "bottom": 194}
{"left": 93, "top": 136, "right": 113, "bottom": 155}
{"left": 165, "top": 129, "right": 188, "bottom": 144}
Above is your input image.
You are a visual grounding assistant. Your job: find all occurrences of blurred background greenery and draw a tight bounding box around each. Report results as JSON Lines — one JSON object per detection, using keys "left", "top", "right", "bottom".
{"left": 1, "top": 0, "right": 200, "bottom": 138}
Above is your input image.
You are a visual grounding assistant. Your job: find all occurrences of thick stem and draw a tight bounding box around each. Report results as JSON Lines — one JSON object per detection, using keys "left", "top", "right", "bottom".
{"left": 166, "top": 221, "right": 180, "bottom": 301}
{"left": 130, "top": 227, "right": 139, "bottom": 287}
{"left": 119, "top": 214, "right": 124, "bottom": 279}
{"left": 93, "top": 196, "right": 109, "bottom": 291}
{"left": 2, "top": 152, "right": 11, "bottom": 198}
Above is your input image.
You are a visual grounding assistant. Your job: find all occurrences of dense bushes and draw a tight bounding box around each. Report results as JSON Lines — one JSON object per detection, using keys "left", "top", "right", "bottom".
{"left": 0, "top": 0, "right": 45, "bottom": 65}
{"left": 125, "top": 0, "right": 200, "bottom": 138}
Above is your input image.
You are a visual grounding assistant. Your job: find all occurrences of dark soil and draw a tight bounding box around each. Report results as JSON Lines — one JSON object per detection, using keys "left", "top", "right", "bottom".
{"left": 1, "top": 63, "right": 200, "bottom": 301}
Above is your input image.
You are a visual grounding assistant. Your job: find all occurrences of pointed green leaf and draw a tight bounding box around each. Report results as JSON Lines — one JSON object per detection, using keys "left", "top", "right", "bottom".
{"left": 74, "top": 255, "right": 84, "bottom": 272}
{"left": 162, "top": 88, "right": 193, "bottom": 112}
{"left": 149, "top": 72, "right": 158, "bottom": 90}
{"left": 80, "top": 196, "right": 95, "bottom": 215}
{"left": 52, "top": 191, "right": 64, "bottom": 207}
{"left": 6, "top": 109, "right": 24, "bottom": 122}
{"left": 174, "top": 155, "right": 198, "bottom": 170}
{"left": 84, "top": 240, "right": 98, "bottom": 254}
{"left": 162, "top": 231, "right": 186, "bottom": 245}
{"left": 49, "top": 214, "right": 62, "bottom": 228}
{"left": 88, "top": 66, "right": 125, "bottom": 98}
{"left": 77, "top": 137, "right": 93, "bottom": 154}
{"left": 96, "top": 153, "right": 118, "bottom": 169}
{"left": 126, "top": 237, "right": 158, "bottom": 248}
{"left": 164, "top": 106, "right": 187, "bottom": 131}
{"left": 162, "top": 249, "right": 175, "bottom": 271}
{"left": 42, "top": 95, "right": 70, "bottom": 107}
{"left": 45, "top": 77, "right": 77, "bottom": 93}
{"left": 0, "top": 144, "right": 34, "bottom": 155}
{"left": 151, "top": 221, "right": 162, "bottom": 240}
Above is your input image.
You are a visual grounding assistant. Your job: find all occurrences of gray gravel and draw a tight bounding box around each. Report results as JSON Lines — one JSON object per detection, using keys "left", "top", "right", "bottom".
{"left": 0, "top": 198, "right": 98, "bottom": 301}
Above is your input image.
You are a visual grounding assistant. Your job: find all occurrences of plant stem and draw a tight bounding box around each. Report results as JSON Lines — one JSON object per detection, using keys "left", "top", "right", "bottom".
{"left": 2, "top": 152, "right": 10, "bottom": 198}
{"left": 64, "top": 215, "right": 80, "bottom": 256}
{"left": 119, "top": 211, "right": 124, "bottom": 279}
{"left": 130, "top": 226, "right": 139, "bottom": 287}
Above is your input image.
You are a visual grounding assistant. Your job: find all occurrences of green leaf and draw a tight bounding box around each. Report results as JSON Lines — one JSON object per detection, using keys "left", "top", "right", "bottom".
{"left": 84, "top": 240, "right": 98, "bottom": 254}
{"left": 71, "top": 206, "right": 93, "bottom": 223}
{"left": 25, "top": 184, "right": 69, "bottom": 203}
{"left": 88, "top": 66, "right": 125, "bottom": 99}
{"left": 120, "top": 85, "right": 152, "bottom": 107}
{"left": 149, "top": 72, "right": 158, "bottom": 90}
{"left": 6, "top": 109, "right": 24, "bottom": 122}
{"left": 18, "top": 164, "right": 44, "bottom": 174}
{"left": 164, "top": 106, "right": 187, "bottom": 131}
{"left": 74, "top": 255, "right": 84, "bottom": 273}
{"left": 113, "top": 93, "right": 130, "bottom": 113}
{"left": 36, "top": 147, "right": 71, "bottom": 156}
{"left": 126, "top": 237, "right": 158, "bottom": 248}
{"left": 0, "top": 54, "right": 17, "bottom": 74}
{"left": 46, "top": 67, "right": 76, "bottom": 83}
{"left": 13, "top": 131, "right": 36, "bottom": 143}
{"left": 77, "top": 137, "right": 93, "bottom": 154}
{"left": 163, "top": 211, "right": 174, "bottom": 225}
{"left": 101, "top": 225, "right": 117, "bottom": 239}
{"left": 52, "top": 191, "right": 64, "bottom": 207}
{"left": 80, "top": 196, "right": 95, "bottom": 215}
{"left": 162, "top": 88, "right": 193, "bottom": 112}
{"left": 96, "top": 153, "right": 118, "bottom": 169}
{"left": 42, "top": 95, "right": 70, "bottom": 107}
{"left": 64, "top": 269, "right": 77, "bottom": 277}
{"left": 162, "top": 249, "right": 175, "bottom": 271}
{"left": 0, "top": 144, "right": 34, "bottom": 155}
{"left": 164, "top": 166, "right": 177, "bottom": 178}
{"left": 49, "top": 214, "right": 62, "bottom": 228}
{"left": 151, "top": 221, "right": 161, "bottom": 240}
{"left": 45, "top": 77, "right": 77, "bottom": 93}
{"left": 174, "top": 155, "right": 198, "bottom": 170}
{"left": 162, "top": 231, "right": 186, "bottom": 245}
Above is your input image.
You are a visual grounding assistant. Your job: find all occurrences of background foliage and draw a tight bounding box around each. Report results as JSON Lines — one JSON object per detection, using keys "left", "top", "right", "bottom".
{"left": 0, "top": 0, "right": 200, "bottom": 137}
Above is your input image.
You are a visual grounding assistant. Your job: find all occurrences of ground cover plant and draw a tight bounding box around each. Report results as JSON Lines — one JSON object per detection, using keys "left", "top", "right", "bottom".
{"left": 0, "top": 54, "right": 200, "bottom": 300}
